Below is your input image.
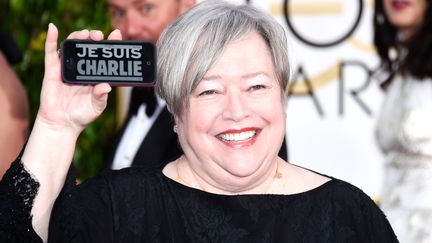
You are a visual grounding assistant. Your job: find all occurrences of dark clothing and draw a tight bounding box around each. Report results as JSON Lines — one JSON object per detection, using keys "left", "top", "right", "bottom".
{"left": 107, "top": 105, "right": 183, "bottom": 170}
{"left": 0, "top": 32, "right": 22, "bottom": 64}
{"left": 0, "top": 160, "right": 398, "bottom": 243}
{"left": 106, "top": 87, "right": 182, "bottom": 170}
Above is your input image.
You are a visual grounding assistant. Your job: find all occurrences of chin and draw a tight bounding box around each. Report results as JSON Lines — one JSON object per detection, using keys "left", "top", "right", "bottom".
{"left": 223, "top": 154, "right": 268, "bottom": 176}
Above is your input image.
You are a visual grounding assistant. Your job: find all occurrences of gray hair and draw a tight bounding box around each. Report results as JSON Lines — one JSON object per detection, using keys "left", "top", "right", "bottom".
{"left": 155, "top": 0, "right": 290, "bottom": 120}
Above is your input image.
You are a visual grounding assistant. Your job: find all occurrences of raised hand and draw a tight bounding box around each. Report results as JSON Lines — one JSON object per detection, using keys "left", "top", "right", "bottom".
{"left": 20, "top": 24, "right": 123, "bottom": 242}
{"left": 37, "top": 24, "right": 122, "bottom": 136}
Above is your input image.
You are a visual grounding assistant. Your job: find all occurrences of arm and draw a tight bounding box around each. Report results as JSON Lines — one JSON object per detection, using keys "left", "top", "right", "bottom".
{"left": 19, "top": 24, "right": 121, "bottom": 242}
{"left": 0, "top": 51, "right": 29, "bottom": 178}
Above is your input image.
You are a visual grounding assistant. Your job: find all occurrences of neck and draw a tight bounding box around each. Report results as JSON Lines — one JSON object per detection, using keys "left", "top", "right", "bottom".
{"left": 398, "top": 27, "right": 419, "bottom": 44}
{"left": 175, "top": 156, "right": 283, "bottom": 195}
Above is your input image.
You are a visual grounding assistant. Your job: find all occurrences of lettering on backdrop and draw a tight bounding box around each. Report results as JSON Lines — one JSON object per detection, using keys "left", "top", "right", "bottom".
{"left": 244, "top": 0, "right": 376, "bottom": 117}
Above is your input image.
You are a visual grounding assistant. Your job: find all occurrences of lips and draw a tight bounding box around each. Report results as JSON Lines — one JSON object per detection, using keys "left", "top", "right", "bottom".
{"left": 218, "top": 130, "right": 257, "bottom": 142}
{"left": 391, "top": 0, "right": 411, "bottom": 11}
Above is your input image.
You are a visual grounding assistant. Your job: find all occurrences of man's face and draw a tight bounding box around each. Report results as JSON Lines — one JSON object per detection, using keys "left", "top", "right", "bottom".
{"left": 108, "top": 0, "right": 191, "bottom": 43}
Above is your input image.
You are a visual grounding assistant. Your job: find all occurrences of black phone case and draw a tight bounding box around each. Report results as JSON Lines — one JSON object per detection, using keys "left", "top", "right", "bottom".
{"left": 61, "top": 39, "right": 156, "bottom": 86}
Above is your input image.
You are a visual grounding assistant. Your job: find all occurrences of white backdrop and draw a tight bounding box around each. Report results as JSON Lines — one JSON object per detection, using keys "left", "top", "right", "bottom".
{"left": 222, "top": 0, "right": 385, "bottom": 199}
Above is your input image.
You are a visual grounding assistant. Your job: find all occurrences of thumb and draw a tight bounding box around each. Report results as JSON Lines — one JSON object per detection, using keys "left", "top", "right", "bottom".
{"left": 44, "top": 23, "right": 61, "bottom": 82}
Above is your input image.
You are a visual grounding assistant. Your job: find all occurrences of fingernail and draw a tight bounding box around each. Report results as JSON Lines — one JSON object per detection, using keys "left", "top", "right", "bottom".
{"left": 48, "top": 23, "right": 58, "bottom": 32}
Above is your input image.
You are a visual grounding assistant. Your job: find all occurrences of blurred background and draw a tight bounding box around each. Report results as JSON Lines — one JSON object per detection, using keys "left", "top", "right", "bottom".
{"left": 0, "top": 0, "right": 117, "bottom": 180}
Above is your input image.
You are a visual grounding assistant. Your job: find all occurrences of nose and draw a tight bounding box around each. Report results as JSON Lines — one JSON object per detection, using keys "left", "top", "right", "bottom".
{"left": 222, "top": 90, "right": 250, "bottom": 122}
{"left": 125, "top": 11, "right": 142, "bottom": 40}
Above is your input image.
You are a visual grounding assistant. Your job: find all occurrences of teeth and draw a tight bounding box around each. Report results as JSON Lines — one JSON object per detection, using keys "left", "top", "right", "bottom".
{"left": 219, "top": 130, "right": 256, "bottom": 142}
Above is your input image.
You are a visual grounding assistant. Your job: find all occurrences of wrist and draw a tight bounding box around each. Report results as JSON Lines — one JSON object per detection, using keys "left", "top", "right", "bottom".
{"left": 33, "top": 114, "right": 83, "bottom": 139}
{"left": 21, "top": 117, "right": 81, "bottom": 173}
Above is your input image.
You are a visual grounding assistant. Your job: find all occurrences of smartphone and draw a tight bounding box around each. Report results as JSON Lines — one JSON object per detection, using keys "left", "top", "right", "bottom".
{"left": 61, "top": 39, "right": 156, "bottom": 86}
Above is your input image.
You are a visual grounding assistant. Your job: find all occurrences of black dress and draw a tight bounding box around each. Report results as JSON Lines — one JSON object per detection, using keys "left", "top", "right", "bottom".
{"left": 0, "top": 160, "right": 398, "bottom": 243}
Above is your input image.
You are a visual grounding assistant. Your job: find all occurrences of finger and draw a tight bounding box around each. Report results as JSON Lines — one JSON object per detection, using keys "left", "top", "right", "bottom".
{"left": 67, "top": 29, "right": 90, "bottom": 40}
{"left": 44, "top": 23, "right": 61, "bottom": 82}
{"left": 94, "top": 83, "right": 112, "bottom": 96}
{"left": 89, "top": 30, "right": 104, "bottom": 41}
{"left": 107, "top": 29, "right": 122, "bottom": 41}
{"left": 92, "top": 83, "right": 112, "bottom": 113}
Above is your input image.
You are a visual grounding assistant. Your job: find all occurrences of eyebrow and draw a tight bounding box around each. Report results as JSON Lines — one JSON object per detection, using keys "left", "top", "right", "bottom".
{"left": 202, "top": 71, "right": 270, "bottom": 81}
{"left": 108, "top": 0, "right": 148, "bottom": 9}
{"left": 133, "top": 0, "right": 149, "bottom": 5}
{"left": 107, "top": 2, "right": 121, "bottom": 9}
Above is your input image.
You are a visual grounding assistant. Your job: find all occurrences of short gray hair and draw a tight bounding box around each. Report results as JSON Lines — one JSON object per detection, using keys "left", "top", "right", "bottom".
{"left": 155, "top": 0, "right": 290, "bottom": 120}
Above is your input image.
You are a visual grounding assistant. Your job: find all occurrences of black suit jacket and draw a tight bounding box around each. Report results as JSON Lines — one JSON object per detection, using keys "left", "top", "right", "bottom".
{"left": 107, "top": 106, "right": 182, "bottom": 170}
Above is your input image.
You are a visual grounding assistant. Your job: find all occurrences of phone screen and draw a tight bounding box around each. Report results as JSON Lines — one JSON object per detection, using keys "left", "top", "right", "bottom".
{"left": 61, "top": 39, "right": 156, "bottom": 86}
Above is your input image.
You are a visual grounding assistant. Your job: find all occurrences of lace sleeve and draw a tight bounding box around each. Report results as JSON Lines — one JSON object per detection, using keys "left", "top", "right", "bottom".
{"left": 0, "top": 159, "right": 43, "bottom": 243}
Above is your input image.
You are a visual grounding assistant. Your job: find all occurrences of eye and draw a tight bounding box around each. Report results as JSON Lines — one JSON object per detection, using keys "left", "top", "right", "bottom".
{"left": 248, "top": 84, "right": 266, "bottom": 91}
{"left": 198, "top": 90, "right": 218, "bottom": 96}
{"left": 109, "top": 9, "right": 125, "bottom": 21}
{"left": 138, "top": 4, "right": 154, "bottom": 16}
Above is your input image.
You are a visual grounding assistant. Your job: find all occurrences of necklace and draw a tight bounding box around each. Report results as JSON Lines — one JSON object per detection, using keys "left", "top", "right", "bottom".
{"left": 274, "top": 160, "right": 283, "bottom": 179}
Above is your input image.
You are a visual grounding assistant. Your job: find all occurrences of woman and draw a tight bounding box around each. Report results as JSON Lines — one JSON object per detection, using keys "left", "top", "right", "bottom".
{"left": 1, "top": 1, "right": 397, "bottom": 242}
{"left": 374, "top": 0, "right": 432, "bottom": 242}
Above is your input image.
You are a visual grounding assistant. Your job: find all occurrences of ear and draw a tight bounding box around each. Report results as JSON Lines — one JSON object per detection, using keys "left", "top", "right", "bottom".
{"left": 178, "top": 0, "right": 196, "bottom": 14}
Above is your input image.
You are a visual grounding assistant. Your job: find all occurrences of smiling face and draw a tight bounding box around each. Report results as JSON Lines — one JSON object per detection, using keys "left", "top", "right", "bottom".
{"left": 176, "top": 32, "right": 286, "bottom": 188}
{"left": 383, "top": 0, "right": 427, "bottom": 40}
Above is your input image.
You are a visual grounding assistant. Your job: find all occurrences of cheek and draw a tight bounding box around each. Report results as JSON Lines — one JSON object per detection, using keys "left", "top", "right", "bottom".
{"left": 268, "top": 107, "right": 286, "bottom": 128}
{"left": 266, "top": 96, "right": 286, "bottom": 139}
{"left": 416, "top": 6, "right": 427, "bottom": 25}
{"left": 154, "top": 12, "right": 179, "bottom": 34}
{"left": 184, "top": 102, "right": 220, "bottom": 134}
{"left": 256, "top": 94, "right": 285, "bottom": 121}
{"left": 152, "top": 22, "right": 166, "bottom": 36}
{"left": 112, "top": 22, "right": 125, "bottom": 33}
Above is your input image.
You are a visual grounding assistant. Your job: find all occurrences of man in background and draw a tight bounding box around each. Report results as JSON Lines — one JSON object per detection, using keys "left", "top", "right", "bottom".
{"left": 106, "top": 0, "right": 196, "bottom": 170}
